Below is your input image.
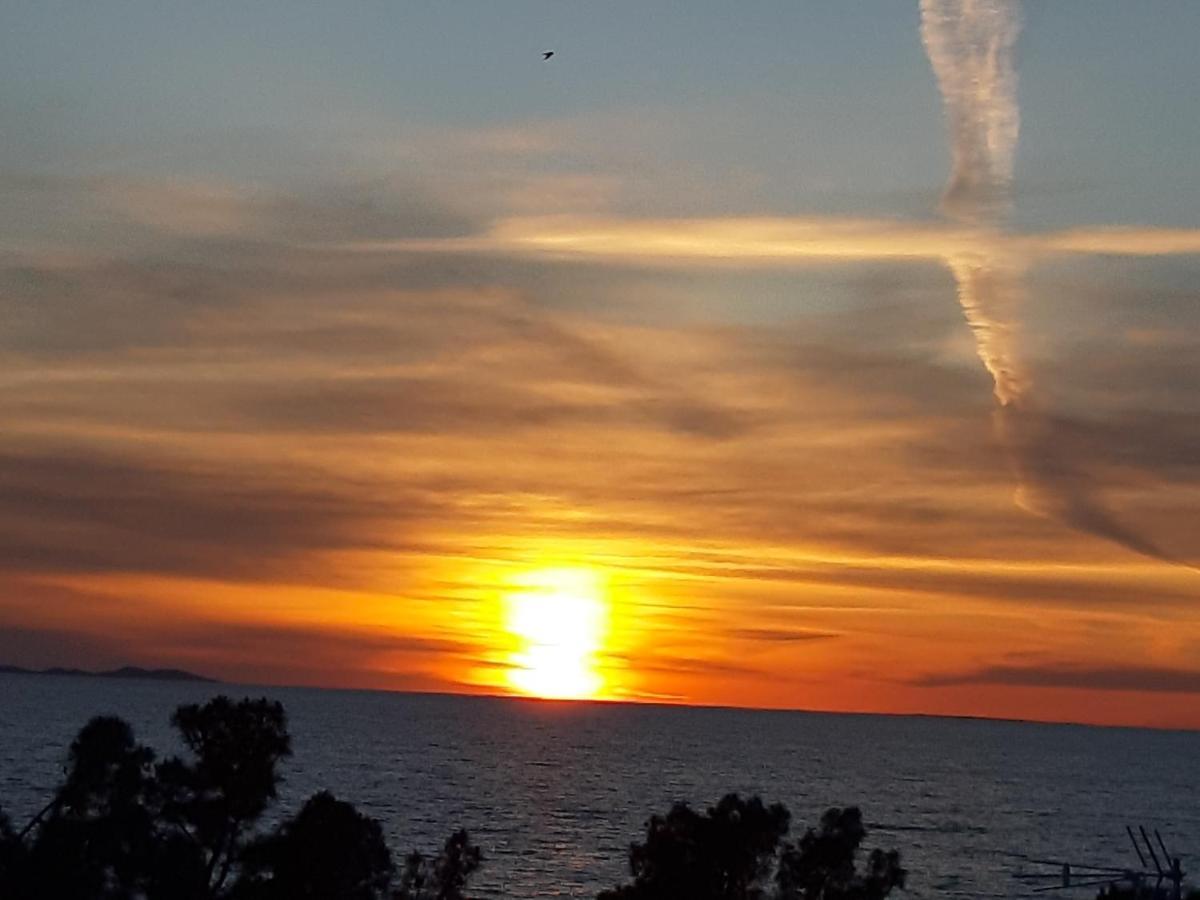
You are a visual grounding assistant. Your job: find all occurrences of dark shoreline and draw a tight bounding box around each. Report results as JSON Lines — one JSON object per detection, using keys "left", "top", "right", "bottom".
{"left": 0, "top": 664, "right": 217, "bottom": 683}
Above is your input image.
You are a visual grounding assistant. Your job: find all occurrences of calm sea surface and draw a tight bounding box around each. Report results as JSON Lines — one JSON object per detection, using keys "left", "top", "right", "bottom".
{"left": 0, "top": 674, "right": 1196, "bottom": 898}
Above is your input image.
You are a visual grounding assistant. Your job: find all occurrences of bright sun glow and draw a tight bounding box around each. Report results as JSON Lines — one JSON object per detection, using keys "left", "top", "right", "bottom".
{"left": 502, "top": 567, "right": 609, "bottom": 700}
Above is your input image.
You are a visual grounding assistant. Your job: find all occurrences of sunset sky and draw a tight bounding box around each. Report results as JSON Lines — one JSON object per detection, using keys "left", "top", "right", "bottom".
{"left": 3, "top": 2, "right": 1199, "bottom": 729}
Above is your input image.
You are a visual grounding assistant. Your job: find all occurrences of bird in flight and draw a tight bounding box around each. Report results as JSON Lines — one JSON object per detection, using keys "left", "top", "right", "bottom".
{"left": 542, "top": 51, "right": 554, "bottom": 60}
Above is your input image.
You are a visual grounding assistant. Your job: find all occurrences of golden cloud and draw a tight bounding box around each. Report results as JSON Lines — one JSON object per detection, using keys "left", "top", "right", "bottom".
{"left": 340, "top": 215, "right": 1200, "bottom": 267}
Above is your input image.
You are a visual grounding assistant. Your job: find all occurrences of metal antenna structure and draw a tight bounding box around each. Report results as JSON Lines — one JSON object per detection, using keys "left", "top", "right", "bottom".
{"left": 1012, "top": 825, "right": 1186, "bottom": 899}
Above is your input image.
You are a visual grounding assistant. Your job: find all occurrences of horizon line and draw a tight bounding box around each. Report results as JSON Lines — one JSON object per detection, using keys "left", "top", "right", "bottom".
{"left": 4, "top": 664, "right": 1196, "bottom": 736}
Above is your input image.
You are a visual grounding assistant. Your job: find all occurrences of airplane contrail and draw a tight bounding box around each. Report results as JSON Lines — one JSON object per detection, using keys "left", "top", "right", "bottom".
{"left": 920, "top": 0, "right": 1177, "bottom": 563}
{"left": 920, "top": 0, "right": 1021, "bottom": 224}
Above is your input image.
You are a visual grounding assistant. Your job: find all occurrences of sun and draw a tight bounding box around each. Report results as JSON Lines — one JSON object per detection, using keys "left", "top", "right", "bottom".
{"left": 502, "top": 567, "right": 609, "bottom": 700}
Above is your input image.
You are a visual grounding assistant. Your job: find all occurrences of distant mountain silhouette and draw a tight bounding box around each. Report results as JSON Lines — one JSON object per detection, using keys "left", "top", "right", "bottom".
{"left": 0, "top": 664, "right": 218, "bottom": 683}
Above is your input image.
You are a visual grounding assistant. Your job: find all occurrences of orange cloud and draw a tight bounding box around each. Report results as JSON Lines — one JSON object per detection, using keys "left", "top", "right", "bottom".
{"left": 5, "top": 176, "right": 1200, "bottom": 728}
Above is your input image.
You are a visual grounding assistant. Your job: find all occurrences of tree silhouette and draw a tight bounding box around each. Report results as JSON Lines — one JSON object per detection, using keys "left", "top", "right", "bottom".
{"left": 232, "top": 791, "right": 393, "bottom": 900}
{"left": 599, "top": 794, "right": 791, "bottom": 900}
{"left": 0, "top": 696, "right": 481, "bottom": 900}
{"left": 1, "top": 698, "right": 920, "bottom": 900}
{"left": 599, "top": 796, "right": 904, "bottom": 900}
{"left": 0, "top": 807, "right": 24, "bottom": 892}
{"left": 3, "top": 715, "right": 158, "bottom": 899}
{"left": 395, "top": 829, "right": 483, "bottom": 900}
{"left": 156, "top": 697, "right": 291, "bottom": 897}
{"left": 775, "top": 807, "right": 905, "bottom": 900}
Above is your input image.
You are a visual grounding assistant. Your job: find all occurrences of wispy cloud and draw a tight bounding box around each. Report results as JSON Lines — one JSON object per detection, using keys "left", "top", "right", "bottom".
{"left": 728, "top": 627, "right": 841, "bottom": 644}
{"left": 2, "top": 145, "right": 1198, "bottom": 711}
{"left": 914, "top": 662, "right": 1200, "bottom": 695}
{"left": 2, "top": 3, "right": 1199, "bottom": 724}
{"left": 335, "top": 215, "right": 1200, "bottom": 266}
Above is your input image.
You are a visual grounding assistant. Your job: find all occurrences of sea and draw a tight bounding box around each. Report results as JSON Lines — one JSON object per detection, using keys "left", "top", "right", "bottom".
{"left": 1, "top": 673, "right": 1196, "bottom": 898}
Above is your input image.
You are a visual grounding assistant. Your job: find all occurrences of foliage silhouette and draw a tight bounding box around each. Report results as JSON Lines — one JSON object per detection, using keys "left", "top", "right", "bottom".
{"left": 775, "top": 807, "right": 905, "bottom": 900}
{"left": 232, "top": 791, "right": 392, "bottom": 900}
{"left": 0, "top": 696, "right": 482, "bottom": 900}
{"left": 394, "top": 828, "right": 483, "bottom": 900}
{"left": 3, "top": 715, "right": 158, "bottom": 899}
{"left": 599, "top": 794, "right": 790, "bottom": 900}
{"left": 2, "top": 698, "right": 921, "bottom": 900}
{"left": 156, "top": 697, "right": 291, "bottom": 896}
{"left": 0, "top": 806, "right": 23, "bottom": 890}
{"left": 599, "top": 794, "right": 904, "bottom": 900}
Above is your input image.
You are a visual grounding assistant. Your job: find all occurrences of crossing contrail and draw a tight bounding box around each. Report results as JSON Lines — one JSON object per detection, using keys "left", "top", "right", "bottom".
{"left": 920, "top": 0, "right": 1175, "bottom": 562}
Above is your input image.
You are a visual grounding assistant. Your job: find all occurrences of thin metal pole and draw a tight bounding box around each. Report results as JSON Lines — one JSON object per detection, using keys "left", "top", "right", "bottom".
{"left": 1140, "top": 826, "right": 1163, "bottom": 874}
{"left": 1128, "top": 826, "right": 1148, "bottom": 869}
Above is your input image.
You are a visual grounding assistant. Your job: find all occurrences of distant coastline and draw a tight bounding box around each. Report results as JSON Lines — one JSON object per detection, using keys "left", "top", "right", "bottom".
{"left": 0, "top": 666, "right": 1192, "bottom": 733}
{"left": 0, "top": 664, "right": 218, "bottom": 683}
